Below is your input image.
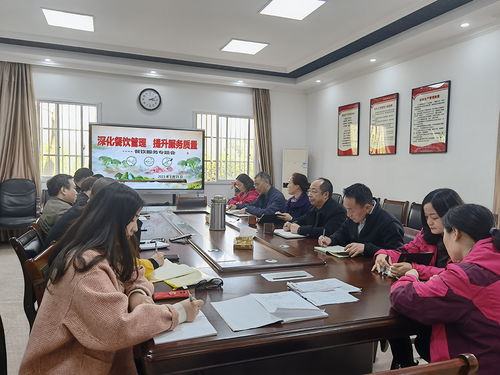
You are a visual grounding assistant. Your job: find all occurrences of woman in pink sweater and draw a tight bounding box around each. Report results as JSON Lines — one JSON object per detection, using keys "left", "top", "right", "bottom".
{"left": 372, "top": 188, "right": 463, "bottom": 369}
{"left": 391, "top": 204, "right": 500, "bottom": 375}
{"left": 20, "top": 183, "right": 203, "bottom": 374}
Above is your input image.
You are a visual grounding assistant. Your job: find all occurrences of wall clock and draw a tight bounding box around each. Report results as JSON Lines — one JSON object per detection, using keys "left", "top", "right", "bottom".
{"left": 139, "top": 88, "right": 161, "bottom": 111}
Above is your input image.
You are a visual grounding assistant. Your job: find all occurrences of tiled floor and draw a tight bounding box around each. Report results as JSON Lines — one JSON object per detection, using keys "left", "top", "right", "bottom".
{"left": 0, "top": 243, "right": 420, "bottom": 374}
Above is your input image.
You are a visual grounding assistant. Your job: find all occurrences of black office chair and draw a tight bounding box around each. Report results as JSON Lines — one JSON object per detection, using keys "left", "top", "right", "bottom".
{"left": 332, "top": 193, "right": 343, "bottom": 205}
{"left": 0, "top": 178, "right": 37, "bottom": 230}
{"left": 406, "top": 202, "right": 422, "bottom": 230}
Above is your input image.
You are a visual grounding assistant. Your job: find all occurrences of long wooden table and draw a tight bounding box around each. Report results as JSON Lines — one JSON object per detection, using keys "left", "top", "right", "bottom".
{"left": 138, "top": 207, "right": 417, "bottom": 375}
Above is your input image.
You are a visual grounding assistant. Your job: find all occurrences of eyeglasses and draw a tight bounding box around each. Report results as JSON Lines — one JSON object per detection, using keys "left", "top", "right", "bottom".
{"left": 194, "top": 278, "right": 223, "bottom": 290}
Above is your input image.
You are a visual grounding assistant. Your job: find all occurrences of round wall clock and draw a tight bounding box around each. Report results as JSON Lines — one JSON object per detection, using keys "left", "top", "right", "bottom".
{"left": 139, "top": 88, "right": 161, "bottom": 111}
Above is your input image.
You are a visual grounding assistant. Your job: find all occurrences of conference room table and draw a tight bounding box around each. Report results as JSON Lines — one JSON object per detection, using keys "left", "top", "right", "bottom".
{"left": 137, "top": 206, "right": 417, "bottom": 375}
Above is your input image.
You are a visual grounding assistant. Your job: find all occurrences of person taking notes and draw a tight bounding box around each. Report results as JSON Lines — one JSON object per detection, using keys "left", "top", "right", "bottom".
{"left": 318, "top": 183, "right": 403, "bottom": 257}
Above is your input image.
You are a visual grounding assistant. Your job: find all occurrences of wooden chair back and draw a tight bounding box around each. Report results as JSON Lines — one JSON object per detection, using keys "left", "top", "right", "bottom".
{"left": 9, "top": 228, "right": 45, "bottom": 329}
{"left": 366, "top": 353, "right": 478, "bottom": 375}
{"left": 406, "top": 202, "right": 423, "bottom": 230}
{"left": 382, "top": 199, "right": 410, "bottom": 225}
{"left": 24, "top": 243, "right": 58, "bottom": 305}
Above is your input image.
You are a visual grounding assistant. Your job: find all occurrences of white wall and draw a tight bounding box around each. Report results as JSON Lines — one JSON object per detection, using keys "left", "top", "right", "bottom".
{"left": 32, "top": 67, "right": 308, "bottom": 202}
{"left": 306, "top": 30, "right": 500, "bottom": 208}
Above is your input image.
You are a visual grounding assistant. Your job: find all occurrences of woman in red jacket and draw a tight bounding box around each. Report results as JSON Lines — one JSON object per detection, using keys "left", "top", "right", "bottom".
{"left": 227, "top": 173, "right": 259, "bottom": 207}
{"left": 391, "top": 204, "right": 500, "bottom": 375}
{"left": 372, "top": 188, "right": 463, "bottom": 369}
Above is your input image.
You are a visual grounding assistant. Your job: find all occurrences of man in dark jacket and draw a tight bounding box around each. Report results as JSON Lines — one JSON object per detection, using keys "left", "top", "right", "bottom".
{"left": 234, "top": 172, "right": 286, "bottom": 216}
{"left": 318, "top": 183, "right": 404, "bottom": 257}
{"left": 284, "top": 178, "right": 346, "bottom": 238}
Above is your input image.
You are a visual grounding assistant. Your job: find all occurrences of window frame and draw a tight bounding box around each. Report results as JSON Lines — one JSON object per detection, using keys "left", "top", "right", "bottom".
{"left": 194, "top": 111, "right": 257, "bottom": 184}
{"left": 38, "top": 99, "right": 101, "bottom": 182}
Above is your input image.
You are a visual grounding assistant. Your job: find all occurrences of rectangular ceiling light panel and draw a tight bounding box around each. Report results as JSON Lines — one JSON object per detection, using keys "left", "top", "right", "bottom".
{"left": 42, "top": 8, "right": 94, "bottom": 32}
{"left": 221, "top": 39, "right": 269, "bottom": 55}
{"left": 260, "top": 0, "right": 326, "bottom": 21}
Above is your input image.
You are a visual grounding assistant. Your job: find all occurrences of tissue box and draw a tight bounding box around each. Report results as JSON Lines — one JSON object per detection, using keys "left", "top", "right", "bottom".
{"left": 233, "top": 236, "right": 253, "bottom": 250}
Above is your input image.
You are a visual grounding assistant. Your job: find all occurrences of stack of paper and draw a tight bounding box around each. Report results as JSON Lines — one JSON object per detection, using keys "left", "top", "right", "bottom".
{"left": 314, "top": 245, "right": 350, "bottom": 257}
{"left": 153, "top": 312, "right": 217, "bottom": 344}
{"left": 150, "top": 260, "right": 209, "bottom": 288}
{"left": 211, "top": 291, "right": 328, "bottom": 331}
{"left": 226, "top": 209, "right": 251, "bottom": 217}
{"left": 287, "top": 278, "right": 361, "bottom": 306}
{"left": 273, "top": 229, "right": 306, "bottom": 239}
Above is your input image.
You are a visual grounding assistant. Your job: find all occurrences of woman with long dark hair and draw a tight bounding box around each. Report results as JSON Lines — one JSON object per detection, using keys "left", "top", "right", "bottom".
{"left": 20, "top": 183, "right": 203, "bottom": 374}
{"left": 227, "top": 173, "right": 259, "bottom": 208}
{"left": 276, "top": 173, "right": 311, "bottom": 222}
{"left": 391, "top": 204, "right": 500, "bottom": 375}
{"left": 372, "top": 188, "right": 463, "bottom": 369}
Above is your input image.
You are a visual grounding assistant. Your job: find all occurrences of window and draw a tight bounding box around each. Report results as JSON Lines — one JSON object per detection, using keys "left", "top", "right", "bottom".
{"left": 196, "top": 113, "right": 256, "bottom": 182}
{"left": 39, "top": 101, "right": 98, "bottom": 178}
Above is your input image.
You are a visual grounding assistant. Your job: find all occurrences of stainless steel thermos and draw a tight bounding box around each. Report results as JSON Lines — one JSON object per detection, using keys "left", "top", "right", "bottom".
{"left": 209, "top": 195, "right": 226, "bottom": 231}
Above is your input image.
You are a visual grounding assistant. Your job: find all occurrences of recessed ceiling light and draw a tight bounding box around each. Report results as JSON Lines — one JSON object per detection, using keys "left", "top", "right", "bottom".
{"left": 44, "top": 58, "right": 52, "bottom": 62}
{"left": 237, "top": 80, "right": 244, "bottom": 83}
{"left": 260, "top": 0, "right": 326, "bottom": 21}
{"left": 221, "top": 39, "right": 268, "bottom": 55}
{"left": 315, "top": 80, "right": 321, "bottom": 83}
{"left": 150, "top": 71, "right": 157, "bottom": 74}
{"left": 460, "top": 22, "right": 470, "bottom": 28}
{"left": 370, "top": 58, "right": 377, "bottom": 62}
{"left": 42, "top": 8, "right": 94, "bottom": 32}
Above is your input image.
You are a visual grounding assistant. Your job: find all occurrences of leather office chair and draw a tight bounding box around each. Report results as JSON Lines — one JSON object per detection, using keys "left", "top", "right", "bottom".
{"left": 382, "top": 199, "right": 409, "bottom": 225}
{"left": 0, "top": 178, "right": 37, "bottom": 230}
{"left": 332, "top": 193, "right": 343, "bottom": 205}
{"left": 406, "top": 202, "right": 423, "bottom": 230}
{"left": 10, "top": 228, "right": 45, "bottom": 329}
{"left": 24, "top": 243, "right": 58, "bottom": 306}
{"left": 0, "top": 314, "right": 6, "bottom": 375}
{"left": 403, "top": 227, "right": 420, "bottom": 244}
{"left": 366, "top": 353, "right": 478, "bottom": 375}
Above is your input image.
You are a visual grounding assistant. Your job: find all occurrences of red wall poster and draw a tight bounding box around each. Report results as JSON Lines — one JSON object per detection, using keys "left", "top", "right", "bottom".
{"left": 369, "top": 93, "right": 398, "bottom": 155}
{"left": 410, "top": 81, "right": 450, "bottom": 153}
{"left": 338, "top": 102, "right": 360, "bottom": 156}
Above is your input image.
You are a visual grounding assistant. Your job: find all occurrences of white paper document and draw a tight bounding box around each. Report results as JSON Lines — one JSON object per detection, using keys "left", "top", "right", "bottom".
{"left": 261, "top": 270, "right": 314, "bottom": 282}
{"left": 273, "top": 229, "right": 306, "bottom": 239}
{"left": 301, "top": 290, "right": 359, "bottom": 306}
{"left": 153, "top": 312, "right": 217, "bottom": 344}
{"left": 211, "top": 291, "right": 327, "bottom": 332}
{"left": 288, "top": 278, "right": 361, "bottom": 294}
{"left": 150, "top": 262, "right": 197, "bottom": 281}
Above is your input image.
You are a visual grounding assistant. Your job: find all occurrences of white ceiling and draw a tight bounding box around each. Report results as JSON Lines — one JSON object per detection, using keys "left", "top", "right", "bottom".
{"left": 0, "top": 0, "right": 499, "bottom": 90}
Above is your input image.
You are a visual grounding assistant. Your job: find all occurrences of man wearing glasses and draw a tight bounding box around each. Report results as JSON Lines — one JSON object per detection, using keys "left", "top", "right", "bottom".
{"left": 283, "top": 178, "right": 346, "bottom": 238}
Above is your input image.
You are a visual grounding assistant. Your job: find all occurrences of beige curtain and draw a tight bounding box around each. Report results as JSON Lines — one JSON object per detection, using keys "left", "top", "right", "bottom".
{"left": 493, "top": 112, "right": 500, "bottom": 227}
{"left": 252, "top": 88, "right": 274, "bottom": 182}
{"left": 0, "top": 62, "right": 40, "bottom": 241}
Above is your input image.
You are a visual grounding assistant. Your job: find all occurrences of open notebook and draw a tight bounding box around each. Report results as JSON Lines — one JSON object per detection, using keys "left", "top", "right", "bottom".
{"left": 153, "top": 311, "right": 217, "bottom": 344}
{"left": 273, "top": 229, "right": 306, "bottom": 239}
{"left": 211, "top": 291, "right": 327, "bottom": 331}
{"left": 314, "top": 245, "right": 350, "bottom": 257}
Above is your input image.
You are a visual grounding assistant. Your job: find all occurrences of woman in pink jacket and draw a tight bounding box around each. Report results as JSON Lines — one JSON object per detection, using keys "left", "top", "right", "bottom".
{"left": 372, "top": 188, "right": 463, "bottom": 368}
{"left": 391, "top": 204, "right": 500, "bottom": 375}
{"left": 20, "top": 183, "right": 203, "bottom": 375}
{"left": 227, "top": 173, "right": 259, "bottom": 207}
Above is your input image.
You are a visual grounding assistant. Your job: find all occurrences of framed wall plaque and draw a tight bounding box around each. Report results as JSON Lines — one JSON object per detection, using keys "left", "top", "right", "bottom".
{"left": 369, "top": 93, "right": 398, "bottom": 155}
{"left": 338, "top": 102, "right": 360, "bottom": 156}
{"left": 410, "top": 80, "right": 450, "bottom": 153}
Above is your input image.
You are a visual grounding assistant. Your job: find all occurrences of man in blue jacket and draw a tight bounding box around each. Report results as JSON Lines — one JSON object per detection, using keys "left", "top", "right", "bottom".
{"left": 234, "top": 172, "right": 286, "bottom": 216}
